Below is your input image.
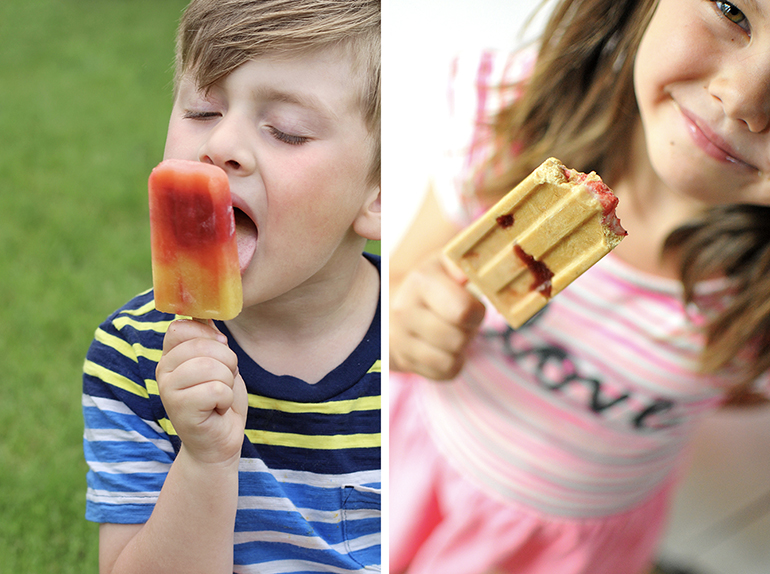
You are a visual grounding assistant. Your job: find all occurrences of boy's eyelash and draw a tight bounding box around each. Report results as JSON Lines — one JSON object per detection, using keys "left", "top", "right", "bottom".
{"left": 182, "top": 110, "right": 220, "bottom": 120}
{"left": 181, "top": 112, "right": 310, "bottom": 145}
{"left": 269, "top": 127, "right": 310, "bottom": 146}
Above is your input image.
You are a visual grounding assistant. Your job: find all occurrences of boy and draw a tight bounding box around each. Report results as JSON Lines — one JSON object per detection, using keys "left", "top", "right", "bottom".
{"left": 82, "top": 1, "right": 381, "bottom": 572}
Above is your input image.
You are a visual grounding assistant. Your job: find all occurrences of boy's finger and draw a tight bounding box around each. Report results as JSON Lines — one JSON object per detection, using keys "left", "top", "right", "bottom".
{"left": 162, "top": 319, "right": 229, "bottom": 354}
{"left": 167, "top": 355, "right": 237, "bottom": 392}
{"left": 160, "top": 333, "right": 239, "bottom": 375}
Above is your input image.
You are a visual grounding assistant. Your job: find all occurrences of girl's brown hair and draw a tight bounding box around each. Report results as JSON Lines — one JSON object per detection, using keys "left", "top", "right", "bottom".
{"left": 175, "top": 0, "right": 380, "bottom": 183}
{"left": 487, "top": 0, "right": 770, "bottom": 393}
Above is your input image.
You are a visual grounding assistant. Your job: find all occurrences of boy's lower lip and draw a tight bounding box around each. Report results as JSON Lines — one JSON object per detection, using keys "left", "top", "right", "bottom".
{"left": 678, "top": 106, "right": 756, "bottom": 171}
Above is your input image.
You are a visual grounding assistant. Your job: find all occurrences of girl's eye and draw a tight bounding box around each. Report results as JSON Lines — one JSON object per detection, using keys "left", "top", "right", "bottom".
{"left": 269, "top": 127, "right": 310, "bottom": 146}
{"left": 715, "top": 1, "right": 750, "bottom": 33}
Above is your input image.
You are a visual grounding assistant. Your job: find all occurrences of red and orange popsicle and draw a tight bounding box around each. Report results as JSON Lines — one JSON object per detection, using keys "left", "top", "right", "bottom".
{"left": 148, "top": 159, "right": 243, "bottom": 320}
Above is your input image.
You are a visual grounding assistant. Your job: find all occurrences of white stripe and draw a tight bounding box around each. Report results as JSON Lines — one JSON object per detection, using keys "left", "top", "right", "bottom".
{"left": 237, "top": 498, "right": 378, "bottom": 524}
{"left": 86, "top": 488, "right": 158, "bottom": 506}
{"left": 83, "top": 394, "right": 166, "bottom": 435}
{"left": 239, "top": 458, "right": 380, "bottom": 488}
{"left": 233, "top": 530, "right": 380, "bottom": 556}
{"left": 234, "top": 530, "right": 332, "bottom": 550}
{"left": 84, "top": 427, "right": 174, "bottom": 453}
{"left": 341, "top": 532, "right": 381, "bottom": 554}
{"left": 234, "top": 559, "right": 377, "bottom": 574}
{"left": 87, "top": 460, "right": 172, "bottom": 475}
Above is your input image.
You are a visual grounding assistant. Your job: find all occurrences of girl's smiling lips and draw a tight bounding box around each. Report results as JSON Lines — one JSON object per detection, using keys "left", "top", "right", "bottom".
{"left": 677, "top": 103, "right": 760, "bottom": 171}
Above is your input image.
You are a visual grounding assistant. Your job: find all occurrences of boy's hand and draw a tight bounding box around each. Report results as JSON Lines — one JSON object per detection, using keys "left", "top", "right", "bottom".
{"left": 390, "top": 252, "right": 486, "bottom": 380}
{"left": 156, "top": 320, "right": 248, "bottom": 466}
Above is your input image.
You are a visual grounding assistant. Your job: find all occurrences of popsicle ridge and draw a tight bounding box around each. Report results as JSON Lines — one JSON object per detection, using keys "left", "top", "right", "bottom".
{"left": 443, "top": 157, "right": 626, "bottom": 329}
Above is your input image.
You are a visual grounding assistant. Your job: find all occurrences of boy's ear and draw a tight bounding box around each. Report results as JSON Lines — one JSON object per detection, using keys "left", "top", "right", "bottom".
{"left": 353, "top": 184, "right": 381, "bottom": 241}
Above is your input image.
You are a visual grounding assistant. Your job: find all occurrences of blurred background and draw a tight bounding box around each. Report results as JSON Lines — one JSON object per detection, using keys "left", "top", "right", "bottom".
{"left": 0, "top": 0, "right": 188, "bottom": 571}
{"left": 383, "top": 1, "right": 770, "bottom": 573}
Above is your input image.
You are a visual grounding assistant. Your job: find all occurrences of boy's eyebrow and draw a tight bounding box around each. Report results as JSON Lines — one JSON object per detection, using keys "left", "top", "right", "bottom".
{"left": 253, "top": 86, "right": 339, "bottom": 120}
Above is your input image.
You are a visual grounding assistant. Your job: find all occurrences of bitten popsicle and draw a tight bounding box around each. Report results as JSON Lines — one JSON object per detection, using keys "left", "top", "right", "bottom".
{"left": 443, "top": 157, "right": 626, "bottom": 329}
{"left": 148, "top": 159, "right": 243, "bottom": 320}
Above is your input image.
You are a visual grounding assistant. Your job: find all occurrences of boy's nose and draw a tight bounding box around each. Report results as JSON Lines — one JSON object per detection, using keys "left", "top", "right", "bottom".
{"left": 198, "top": 113, "right": 257, "bottom": 174}
{"left": 711, "top": 53, "right": 770, "bottom": 134}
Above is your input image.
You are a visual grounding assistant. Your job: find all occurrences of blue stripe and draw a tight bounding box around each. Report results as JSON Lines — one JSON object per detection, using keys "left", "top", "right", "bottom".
{"left": 233, "top": 541, "right": 372, "bottom": 568}
{"left": 84, "top": 439, "right": 171, "bottom": 465}
{"left": 85, "top": 501, "right": 155, "bottom": 524}
{"left": 83, "top": 404, "right": 163, "bottom": 436}
{"left": 86, "top": 470, "right": 168, "bottom": 494}
{"left": 243, "top": 444, "right": 380, "bottom": 475}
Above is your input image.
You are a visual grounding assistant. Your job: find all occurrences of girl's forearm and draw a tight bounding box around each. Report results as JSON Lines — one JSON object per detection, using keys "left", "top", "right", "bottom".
{"left": 107, "top": 446, "right": 240, "bottom": 574}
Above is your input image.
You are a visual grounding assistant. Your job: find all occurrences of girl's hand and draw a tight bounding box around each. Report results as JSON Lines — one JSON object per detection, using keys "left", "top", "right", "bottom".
{"left": 390, "top": 252, "right": 486, "bottom": 380}
{"left": 156, "top": 320, "right": 248, "bottom": 466}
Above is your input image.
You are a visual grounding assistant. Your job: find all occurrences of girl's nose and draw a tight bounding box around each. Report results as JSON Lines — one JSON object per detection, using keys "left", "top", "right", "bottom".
{"left": 711, "top": 54, "right": 770, "bottom": 133}
{"left": 198, "top": 113, "right": 257, "bottom": 174}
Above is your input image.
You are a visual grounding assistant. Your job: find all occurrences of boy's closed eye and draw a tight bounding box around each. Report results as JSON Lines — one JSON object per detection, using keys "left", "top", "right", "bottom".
{"left": 267, "top": 127, "right": 310, "bottom": 145}
{"left": 182, "top": 110, "right": 221, "bottom": 120}
{"left": 181, "top": 109, "right": 311, "bottom": 145}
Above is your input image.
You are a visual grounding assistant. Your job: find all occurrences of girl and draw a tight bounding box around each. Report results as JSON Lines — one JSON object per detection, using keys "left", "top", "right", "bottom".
{"left": 389, "top": 0, "right": 770, "bottom": 573}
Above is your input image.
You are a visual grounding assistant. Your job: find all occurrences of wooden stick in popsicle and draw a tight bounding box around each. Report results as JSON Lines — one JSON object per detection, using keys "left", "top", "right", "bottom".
{"left": 148, "top": 159, "right": 243, "bottom": 321}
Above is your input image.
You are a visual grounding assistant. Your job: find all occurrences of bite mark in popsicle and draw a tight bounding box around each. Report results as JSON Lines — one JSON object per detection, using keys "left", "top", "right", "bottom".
{"left": 443, "top": 157, "right": 626, "bottom": 329}
{"left": 149, "top": 159, "right": 243, "bottom": 320}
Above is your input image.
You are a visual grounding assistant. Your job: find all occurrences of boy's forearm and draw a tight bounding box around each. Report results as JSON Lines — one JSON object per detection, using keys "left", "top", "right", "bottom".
{"left": 105, "top": 446, "right": 240, "bottom": 574}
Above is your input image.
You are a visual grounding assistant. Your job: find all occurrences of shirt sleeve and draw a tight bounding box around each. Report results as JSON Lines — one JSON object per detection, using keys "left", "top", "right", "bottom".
{"left": 82, "top": 304, "right": 175, "bottom": 524}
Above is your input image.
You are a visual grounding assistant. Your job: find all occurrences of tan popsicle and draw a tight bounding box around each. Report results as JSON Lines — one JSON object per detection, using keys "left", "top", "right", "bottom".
{"left": 443, "top": 157, "right": 626, "bottom": 329}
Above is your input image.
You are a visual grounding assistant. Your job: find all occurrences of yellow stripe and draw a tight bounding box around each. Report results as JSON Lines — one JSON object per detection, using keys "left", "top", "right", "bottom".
{"left": 244, "top": 429, "right": 380, "bottom": 450}
{"left": 94, "top": 328, "right": 162, "bottom": 364}
{"left": 367, "top": 360, "right": 381, "bottom": 374}
{"left": 117, "top": 292, "right": 154, "bottom": 315}
{"left": 248, "top": 394, "right": 380, "bottom": 414}
{"left": 152, "top": 424, "right": 375, "bottom": 445}
{"left": 113, "top": 315, "right": 173, "bottom": 333}
{"left": 83, "top": 360, "right": 149, "bottom": 399}
{"left": 94, "top": 328, "right": 137, "bottom": 362}
{"left": 158, "top": 417, "right": 177, "bottom": 436}
{"left": 145, "top": 378, "right": 160, "bottom": 396}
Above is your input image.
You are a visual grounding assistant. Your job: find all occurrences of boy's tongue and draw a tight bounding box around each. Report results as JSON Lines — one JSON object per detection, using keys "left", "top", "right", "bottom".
{"left": 234, "top": 209, "right": 257, "bottom": 274}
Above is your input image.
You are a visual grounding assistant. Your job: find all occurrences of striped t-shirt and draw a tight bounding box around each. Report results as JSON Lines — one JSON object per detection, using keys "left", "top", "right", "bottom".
{"left": 83, "top": 255, "right": 381, "bottom": 572}
{"left": 420, "top": 51, "right": 763, "bottom": 518}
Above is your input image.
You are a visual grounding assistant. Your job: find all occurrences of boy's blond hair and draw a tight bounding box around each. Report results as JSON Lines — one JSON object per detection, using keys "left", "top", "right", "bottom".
{"left": 175, "top": 0, "right": 380, "bottom": 183}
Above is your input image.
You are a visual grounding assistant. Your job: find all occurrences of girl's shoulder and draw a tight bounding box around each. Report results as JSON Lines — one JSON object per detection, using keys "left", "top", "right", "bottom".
{"left": 434, "top": 46, "right": 538, "bottom": 225}
{"left": 447, "top": 46, "right": 538, "bottom": 119}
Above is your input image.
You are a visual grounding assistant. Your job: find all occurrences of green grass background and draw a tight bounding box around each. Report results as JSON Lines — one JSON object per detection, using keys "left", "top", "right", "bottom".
{"left": 0, "top": 1, "right": 188, "bottom": 571}
{"left": 0, "top": 0, "right": 379, "bottom": 571}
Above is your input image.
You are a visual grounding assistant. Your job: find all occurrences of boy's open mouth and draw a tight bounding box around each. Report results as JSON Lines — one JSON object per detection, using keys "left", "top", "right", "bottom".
{"left": 234, "top": 208, "right": 257, "bottom": 274}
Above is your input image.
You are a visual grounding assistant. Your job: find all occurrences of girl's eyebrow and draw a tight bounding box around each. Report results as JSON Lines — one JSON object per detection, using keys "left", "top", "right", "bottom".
{"left": 253, "top": 86, "right": 339, "bottom": 121}
{"left": 741, "top": 0, "right": 761, "bottom": 15}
